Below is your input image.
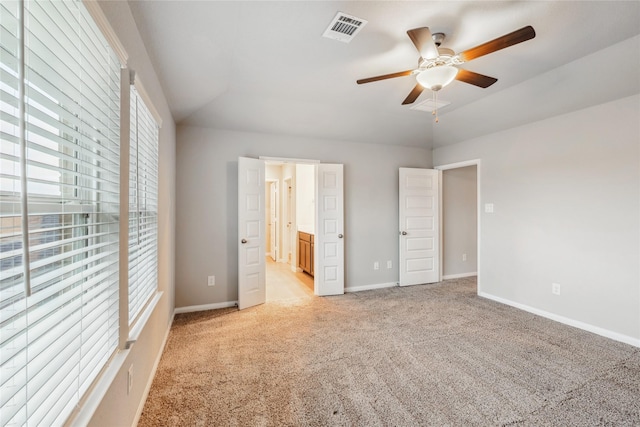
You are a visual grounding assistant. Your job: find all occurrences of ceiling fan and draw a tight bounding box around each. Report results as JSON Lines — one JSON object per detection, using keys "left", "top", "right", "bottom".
{"left": 357, "top": 26, "right": 536, "bottom": 105}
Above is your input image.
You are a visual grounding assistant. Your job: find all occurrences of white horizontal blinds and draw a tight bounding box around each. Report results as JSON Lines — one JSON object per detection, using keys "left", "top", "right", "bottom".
{"left": 0, "top": 1, "right": 27, "bottom": 426}
{"left": 0, "top": 1, "right": 121, "bottom": 426}
{"left": 128, "top": 86, "right": 158, "bottom": 324}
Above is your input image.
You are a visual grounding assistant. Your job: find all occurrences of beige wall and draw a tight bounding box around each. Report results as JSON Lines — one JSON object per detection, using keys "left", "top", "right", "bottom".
{"left": 434, "top": 95, "right": 640, "bottom": 344}
{"left": 296, "top": 164, "right": 315, "bottom": 232}
{"left": 86, "top": 2, "right": 176, "bottom": 426}
{"left": 175, "top": 126, "right": 432, "bottom": 308}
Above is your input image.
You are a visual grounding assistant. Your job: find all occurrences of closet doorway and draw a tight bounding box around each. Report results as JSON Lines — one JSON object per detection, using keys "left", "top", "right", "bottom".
{"left": 436, "top": 160, "right": 480, "bottom": 292}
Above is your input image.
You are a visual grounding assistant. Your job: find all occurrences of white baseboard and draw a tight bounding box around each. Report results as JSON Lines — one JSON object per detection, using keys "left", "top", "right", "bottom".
{"left": 345, "top": 282, "right": 397, "bottom": 293}
{"left": 132, "top": 310, "right": 175, "bottom": 427}
{"left": 479, "top": 291, "right": 640, "bottom": 348}
{"left": 442, "top": 272, "right": 477, "bottom": 280}
{"left": 174, "top": 301, "right": 237, "bottom": 314}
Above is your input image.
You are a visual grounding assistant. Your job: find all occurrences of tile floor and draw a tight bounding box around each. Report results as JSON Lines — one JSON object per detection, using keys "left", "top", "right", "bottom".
{"left": 265, "top": 257, "right": 314, "bottom": 302}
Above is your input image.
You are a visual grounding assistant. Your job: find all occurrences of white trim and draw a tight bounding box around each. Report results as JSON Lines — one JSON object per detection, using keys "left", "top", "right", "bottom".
{"left": 68, "top": 350, "right": 127, "bottom": 426}
{"left": 435, "top": 159, "right": 481, "bottom": 171}
{"left": 132, "top": 76, "right": 163, "bottom": 128}
{"left": 442, "top": 272, "right": 477, "bottom": 280}
{"left": 174, "top": 301, "right": 237, "bottom": 314}
{"left": 479, "top": 291, "right": 640, "bottom": 348}
{"left": 118, "top": 67, "right": 131, "bottom": 350}
{"left": 345, "top": 282, "right": 397, "bottom": 293}
{"left": 260, "top": 156, "right": 320, "bottom": 164}
{"left": 131, "top": 310, "right": 175, "bottom": 427}
{"left": 128, "top": 292, "right": 163, "bottom": 344}
{"left": 438, "top": 169, "right": 443, "bottom": 282}
{"left": 67, "top": 293, "right": 164, "bottom": 426}
{"left": 82, "top": 1, "right": 128, "bottom": 66}
{"left": 434, "top": 159, "right": 482, "bottom": 294}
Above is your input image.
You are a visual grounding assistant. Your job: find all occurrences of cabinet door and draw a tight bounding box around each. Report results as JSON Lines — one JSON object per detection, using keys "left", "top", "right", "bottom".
{"left": 304, "top": 240, "right": 311, "bottom": 273}
{"left": 298, "top": 237, "right": 305, "bottom": 270}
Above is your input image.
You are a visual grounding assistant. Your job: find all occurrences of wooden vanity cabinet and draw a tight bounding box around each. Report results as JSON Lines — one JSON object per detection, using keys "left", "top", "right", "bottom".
{"left": 298, "top": 231, "right": 314, "bottom": 276}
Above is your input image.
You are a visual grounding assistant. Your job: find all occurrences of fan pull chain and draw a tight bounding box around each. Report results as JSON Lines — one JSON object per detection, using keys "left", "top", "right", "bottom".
{"left": 432, "top": 91, "right": 439, "bottom": 123}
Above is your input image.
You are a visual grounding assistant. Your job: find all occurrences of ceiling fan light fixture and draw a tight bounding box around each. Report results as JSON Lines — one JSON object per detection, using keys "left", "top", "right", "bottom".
{"left": 416, "top": 65, "right": 458, "bottom": 91}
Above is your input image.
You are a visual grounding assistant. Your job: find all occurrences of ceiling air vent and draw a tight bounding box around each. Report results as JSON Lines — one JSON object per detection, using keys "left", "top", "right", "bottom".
{"left": 410, "top": 98, "right": 451, "bottom": 112}
{"left": 322, "top": 12, "right": 367, "bottom": 43}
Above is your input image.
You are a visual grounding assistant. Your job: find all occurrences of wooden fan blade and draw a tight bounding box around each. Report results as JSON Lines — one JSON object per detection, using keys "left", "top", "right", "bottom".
{"left": 407, "top": 27, "right": 439, "bottom": 60}
{"left": 402, "top": 84, "right": 424, "bottom": 105}
{"left": 458, "top": 26, "right": 536, "bottom": 62}
{"left": 455, "top": 69, "right": 498, "bottom": 88}
{"left": 357, "top": 70, "right": 414, "bottom": 85}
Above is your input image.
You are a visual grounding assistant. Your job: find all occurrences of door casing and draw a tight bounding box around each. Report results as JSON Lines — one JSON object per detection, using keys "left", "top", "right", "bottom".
{"left": 239, "top": 157, "right": 344, "bottom": 308}
{"left": 398, "top": 168, "right": 441, "bottom": 286}
{"left": 434, "top": 159, "right": 482, "bottom": 294}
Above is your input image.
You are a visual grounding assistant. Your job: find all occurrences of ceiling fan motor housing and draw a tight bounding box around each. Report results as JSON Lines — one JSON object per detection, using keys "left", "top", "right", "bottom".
{"left": 432, "top": 32, "right": 445, "bottom": 46}
{"left": 418, "top": 48, "right": 458, "bottom": 71}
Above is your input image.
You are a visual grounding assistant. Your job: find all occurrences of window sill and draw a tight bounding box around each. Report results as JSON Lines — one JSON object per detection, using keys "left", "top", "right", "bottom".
{"left": 67, "top": 291, "right": 163, "bottom": 426}
{"left": 127, "top": 291, "right": 163, "bottom": 348}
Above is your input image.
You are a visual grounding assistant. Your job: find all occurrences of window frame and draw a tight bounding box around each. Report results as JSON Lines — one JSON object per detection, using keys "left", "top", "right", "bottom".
{"left": 0, "top": 1, "right": 122, "bottom": 425}
{"left": 0, "top": 1, "right": 164, "bottom": 425}
{"left": 127, "top": 76, "right": 161, "bottom": 331}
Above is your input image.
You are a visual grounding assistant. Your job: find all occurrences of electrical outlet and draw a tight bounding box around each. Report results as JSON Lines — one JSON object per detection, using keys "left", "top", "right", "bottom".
{"left": 127, "top": 364, "right": 134, "bottom": 395}
{"left": 208, "top": 275, "right": 215, "bottom": 287}
{"left": 552, "top": 283, "right": 561, "bottom": 295}
{"left": 485, "top": 203, "right": 494, "bottom": 213}
{"left": 462, "top": 253, "right": 467, "bottom": 261}
{"left": 387, "top": 260, "right": 392, "bottom": 269}
{"left": 374, "top": 262, "right": 379, "bottom": 270}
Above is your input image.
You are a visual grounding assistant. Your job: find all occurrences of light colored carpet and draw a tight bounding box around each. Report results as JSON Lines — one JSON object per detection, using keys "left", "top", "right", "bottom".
{"left": 138, "top": 277, "right": 640, "bottom": 426}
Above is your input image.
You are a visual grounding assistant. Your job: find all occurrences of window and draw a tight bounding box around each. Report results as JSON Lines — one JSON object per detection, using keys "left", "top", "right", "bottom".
{"left": 1, "top": 1, "right": 121, "bottom": 425}
{"left": 128, "top": 85, "right": 158, "bottom": 325}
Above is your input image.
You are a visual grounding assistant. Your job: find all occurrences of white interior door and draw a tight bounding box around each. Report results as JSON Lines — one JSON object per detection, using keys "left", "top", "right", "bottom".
{"left": 315, "top": 164, "right": 344, "bottom": 296}
{"left": 399, "top": 168, "right": 440, "bottom": 286}
{"left": 284, "top": 179, "right": 292, "bottom": 264}
{"left": 238, "top": 157, "right": 266, "bottom": 309}
{"left": 269, "top": 181, "right": 277, "bottom": 261}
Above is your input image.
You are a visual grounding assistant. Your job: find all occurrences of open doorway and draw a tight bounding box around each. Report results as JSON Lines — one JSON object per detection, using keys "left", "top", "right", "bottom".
{"left": 239, "top": 157, "right": 345, "bottom": 309}
{"left": 437, "top": 160, "right": 480, "bottom": 293}
{"left": 265, "top": 161, "right": 316, "bottom": 302}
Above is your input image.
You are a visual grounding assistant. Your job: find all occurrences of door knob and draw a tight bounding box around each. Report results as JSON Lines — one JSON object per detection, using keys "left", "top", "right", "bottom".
{"left": 241, "top": 239, "right": 247, "bottom": 244}
{"left": 401, "top": 231, "right": 407, "bottom": 235}
{"left": 338, "top": 234, "right": 343, "bottom": 238}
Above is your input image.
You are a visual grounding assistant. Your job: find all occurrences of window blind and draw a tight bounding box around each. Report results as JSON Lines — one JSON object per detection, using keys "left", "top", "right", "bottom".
{"left": 128, "top": 86, "right": 158, "bottom": 325}
{"left": 0, "top": 1, "right": 120, "bottom": 425}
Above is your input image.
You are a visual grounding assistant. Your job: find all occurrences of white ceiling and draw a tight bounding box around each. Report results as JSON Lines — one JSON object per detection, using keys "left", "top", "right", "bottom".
{"left": 127, "top": 1, "right": 640, "bottom": 148}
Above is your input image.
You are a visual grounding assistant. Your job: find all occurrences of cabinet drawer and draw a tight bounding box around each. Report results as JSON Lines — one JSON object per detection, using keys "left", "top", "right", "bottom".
{"left": 299, "top": 231, "right": 312, "bottom": 242}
